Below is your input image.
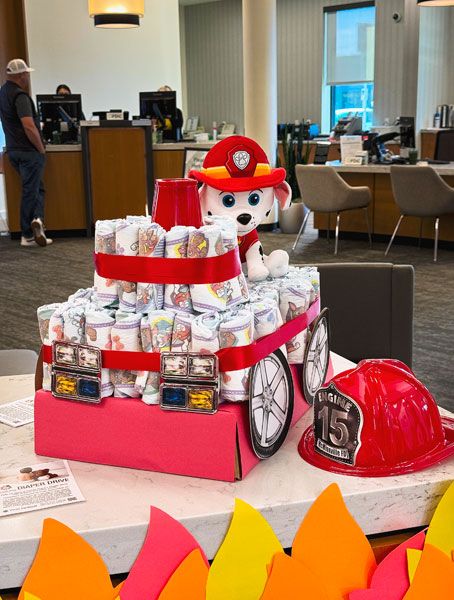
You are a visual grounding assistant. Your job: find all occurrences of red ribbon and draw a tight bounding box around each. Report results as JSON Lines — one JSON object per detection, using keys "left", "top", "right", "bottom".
{"left": 93, "top": 248, "right": 242, "bottom": 284}
{"left": 42, "top": 298, "right": 320, "bottom": 373}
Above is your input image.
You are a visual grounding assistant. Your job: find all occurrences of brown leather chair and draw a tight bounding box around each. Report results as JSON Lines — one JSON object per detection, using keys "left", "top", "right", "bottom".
{"left": 314, "top": 262, "right": 414, "bottom": 367}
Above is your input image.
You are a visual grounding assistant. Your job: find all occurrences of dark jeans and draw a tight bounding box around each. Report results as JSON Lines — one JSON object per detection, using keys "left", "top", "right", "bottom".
{"left": 8, "top": 150, "right": 46, "bottom": 238}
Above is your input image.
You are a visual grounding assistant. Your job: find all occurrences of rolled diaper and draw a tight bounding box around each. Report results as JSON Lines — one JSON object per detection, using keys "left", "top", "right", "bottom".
{"left": 171, "top": 312, "right": 194, "bottom": 353}
{"left": 250, "top": 298, "right": 287, "bottom": 359}
{"left": 191, "top": 312, "right": 221, "bottom": 353}
{"left": 219, "top": 308, "right": 254, "bottom": 402}
{"left": 116, "top": 219, "right": 140, "bottom": 313}
{"left": 164, "top": 226, "right": 194, "bottom": 314}
{"left": 94, "top": 220, "right": 118, "bottom": 307}
{"left": 141, "top": 310, "right": 175, "bottom": 405}
{"left": 279, "top": 281, "right": 313, "bottom": 364}
{"left": 37, "top": 303, "right": 62, "bottom": 391}
{"left": 250, "top": 298, "right": 283, "bottom": 339}
{"left": 85, "top": 309, "right": 115, "bottom": 397}
{"left": 136, "top": 222, "right": 166, "bottom": 313}
{"left": 63, "top": 301, "right": 87, "bottom": 344}
{"left": 110, "top": 313, "right": 142, "bottom": 397}
{"left": 68, "top": 287, "right": 94, "bottom": 303}
{"left": 206, "top": 215, "right": 249, "bottom": 306}
{"left": 188, "top": 225, "right": 227, "bottom": 313}
{"left": 48, "top": 303, "right": 68, "bottom": 343}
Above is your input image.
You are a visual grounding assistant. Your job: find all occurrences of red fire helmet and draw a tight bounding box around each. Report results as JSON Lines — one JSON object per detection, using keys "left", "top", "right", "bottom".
{"left": 188, "top": 135, "right": 286, "bottom": 192}
{"left": 298, "top": 359, "right": 454, "bottom": 477}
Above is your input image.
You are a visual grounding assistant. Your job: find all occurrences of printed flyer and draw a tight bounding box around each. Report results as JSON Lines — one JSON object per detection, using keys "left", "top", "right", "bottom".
{"left": 0, "top": 460, "right": 85, "bottom": 516}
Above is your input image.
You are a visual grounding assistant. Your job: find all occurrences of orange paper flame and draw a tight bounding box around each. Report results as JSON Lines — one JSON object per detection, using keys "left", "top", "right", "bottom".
{"left": 292, "top": 483, "right": 377, "bottom": 600}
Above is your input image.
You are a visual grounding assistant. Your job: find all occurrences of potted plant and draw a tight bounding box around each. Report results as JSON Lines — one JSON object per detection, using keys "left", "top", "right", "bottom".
{"left": 277, "top": 123, "right": 310, "bottom": 234}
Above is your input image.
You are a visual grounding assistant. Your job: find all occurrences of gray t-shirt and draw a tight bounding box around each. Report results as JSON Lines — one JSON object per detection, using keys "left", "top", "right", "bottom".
{"left": 15, "top": 94, "right": 33, "bottom": 119}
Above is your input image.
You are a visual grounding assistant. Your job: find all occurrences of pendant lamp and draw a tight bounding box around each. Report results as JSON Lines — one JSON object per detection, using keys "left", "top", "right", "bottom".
{"left": 417, "top": 1, "right": 454, "bottom": 6}
{"left": 88, "top": 1, "right": 145, "bottom": 28}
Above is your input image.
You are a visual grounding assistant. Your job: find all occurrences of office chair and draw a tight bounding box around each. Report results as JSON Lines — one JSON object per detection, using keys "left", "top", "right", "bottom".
{"left": 435, "top": 130, "right": 454, "bottom": 161}
{"left": 0, "top": 349, "right": 38, "bottom": 376}
{"left": 315, "top": 263, "right": 414, "bottom": 367}
{"left": 387, "top": 166, "right": 454, "bottom": 262}
{"left": 294, "top": 165, "right": 372, "bottom": 254}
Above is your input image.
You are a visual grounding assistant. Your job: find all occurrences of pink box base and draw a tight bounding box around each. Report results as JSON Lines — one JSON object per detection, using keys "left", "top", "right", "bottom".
{"left": 34, "top": 364, "right": 318, "bottom": 482}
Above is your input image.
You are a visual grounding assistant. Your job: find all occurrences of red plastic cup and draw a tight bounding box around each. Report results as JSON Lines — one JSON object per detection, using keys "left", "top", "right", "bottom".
{"left": 152, "top": 178, "right": 203, "bottom": 230}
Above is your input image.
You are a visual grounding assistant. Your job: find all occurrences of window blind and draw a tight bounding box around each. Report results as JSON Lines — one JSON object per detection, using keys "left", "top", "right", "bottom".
{"left": 325, "top": 4, "right": 376, "bottom": 86}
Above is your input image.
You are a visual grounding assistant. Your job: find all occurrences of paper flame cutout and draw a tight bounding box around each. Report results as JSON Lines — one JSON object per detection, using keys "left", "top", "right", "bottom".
{"left": 18, "top": 483, "right": 454, "bottom": 600}
{"left": 292, "top": 483, "right": 377, "bottom": 599}
{"left": 157, "top": 549, "right": 208, "bottom": 600}
{"left": 425, "top": 481, "right": 454, "bottom": 558}
{"left": 403, "top": 544, "right": 454, "bottom": 599}
{"left": 17, "top": 518, "right": 114, "bottom": 600}
{"left": 120, "top": 507, "right": 208, "bottom": 600}
{"left": 260, "top": 552, "right": 330, "bottom": 599}
{"left": 206, "top": 498, "right": 283, "bottom": 600}
{"left": 349, "top": 530, "right": 426, "bottom": 600}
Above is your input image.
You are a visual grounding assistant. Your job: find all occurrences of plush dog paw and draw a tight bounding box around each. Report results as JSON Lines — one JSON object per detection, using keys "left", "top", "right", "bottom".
{"left": 264, "top": 250, "right": 289, "bottom": 279}
{"left": 247, "top": 263, "right": 270, "bottom": 282}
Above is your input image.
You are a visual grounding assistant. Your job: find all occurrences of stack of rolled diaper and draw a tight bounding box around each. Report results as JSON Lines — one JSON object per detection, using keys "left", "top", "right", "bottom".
{"left": 38, "top": 214, "right": 320, "bottom": 405}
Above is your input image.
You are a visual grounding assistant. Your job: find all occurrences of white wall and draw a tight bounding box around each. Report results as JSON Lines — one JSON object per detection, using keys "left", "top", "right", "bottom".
{"left": 184, "top": 0, "right": 421, "bottom": 132}
{"left": 416, "top": 6, "right": 454, "bottom": 131}
{"left": 24, "top": 0, "right": 182, "bottom": 119}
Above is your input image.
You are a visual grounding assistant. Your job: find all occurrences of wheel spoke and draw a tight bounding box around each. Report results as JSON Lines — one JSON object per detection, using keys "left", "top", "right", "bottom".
{"left": 251, "top": 394, "right": 264, "bottom": 411}
{"left": 261, "top": 409, "right": 270, "bottom": 445}
{"left": 309, "top": 361, "right": 318, "bottom": 390}
{"left": 271, "top": 400, "right": 287, "bottom": 426}
{"left": 316, "top": 330, "right": 327, "bottom": 352}
{"left": 271, "top": 370, "right": 284, "bottom": 395}
{"left": 259, "top": 360, "right": 269, "bottom": 388}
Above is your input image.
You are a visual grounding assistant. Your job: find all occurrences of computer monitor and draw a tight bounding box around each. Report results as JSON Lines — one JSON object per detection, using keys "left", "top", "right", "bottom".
{"left": 399, "top": 116, "right": 415, "bottom": 150}
{"left": 36, "top": 94, "right": 83, "bottom": 142}
{"left": 139, "top": 91, "right": 177, "bottom": 140}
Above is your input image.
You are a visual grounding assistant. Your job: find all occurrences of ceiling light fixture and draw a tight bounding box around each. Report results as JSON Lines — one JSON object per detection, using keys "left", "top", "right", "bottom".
{"left": 417, "top": 1, "right": 454, "bottom": 6}
{"left": 88, "top": 1, "right": 145, "bottom": 28}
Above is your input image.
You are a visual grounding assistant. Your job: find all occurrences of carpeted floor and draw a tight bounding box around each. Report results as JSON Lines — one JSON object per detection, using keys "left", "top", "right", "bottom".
{"left": 0, "top": 220, "right": 453, "bottom": 410}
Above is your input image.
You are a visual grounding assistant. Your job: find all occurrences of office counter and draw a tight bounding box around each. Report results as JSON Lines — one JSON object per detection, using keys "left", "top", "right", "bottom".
{"left": 4, "top": 145, "right": 86, "bottom": 234}
{"left": 312, "top": 163, "right": 454, "bottom": 242}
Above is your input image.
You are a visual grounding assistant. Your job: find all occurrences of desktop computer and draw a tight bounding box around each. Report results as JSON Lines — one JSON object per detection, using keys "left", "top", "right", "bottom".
{"left": 37, "top": 94, "right": 83, "bottom": 143}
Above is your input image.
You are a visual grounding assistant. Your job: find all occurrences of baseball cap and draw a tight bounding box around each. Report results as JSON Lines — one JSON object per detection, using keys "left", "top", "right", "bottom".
{"left": 6, "top": 59, "right": 34, "bottom": 75}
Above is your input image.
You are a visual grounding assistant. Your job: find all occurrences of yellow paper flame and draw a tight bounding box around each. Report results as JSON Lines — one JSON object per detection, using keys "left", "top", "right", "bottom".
{"left": 206, "top": 498, "right": 283, "bottom": 600}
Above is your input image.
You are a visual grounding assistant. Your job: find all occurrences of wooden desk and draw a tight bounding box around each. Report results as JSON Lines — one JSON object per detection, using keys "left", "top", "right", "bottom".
{"left": 81, "top": 121, "right": 154, "bottom": 227}
{"left": 312, "top": 163, "right": 454, "bottom": 242}
{"left": 3, "top": 146, "right": 86, "bottom": 234}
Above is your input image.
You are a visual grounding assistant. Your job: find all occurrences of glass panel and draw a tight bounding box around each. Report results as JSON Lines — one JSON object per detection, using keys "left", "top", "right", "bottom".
{"left": 330, "top": 83, "right": 374, "bottom": 130}
{"left": 326, "top": 5, "right": 375, "bottom": 85}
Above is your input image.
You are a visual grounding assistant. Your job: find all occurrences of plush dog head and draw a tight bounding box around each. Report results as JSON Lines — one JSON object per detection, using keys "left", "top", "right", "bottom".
{"left": 199, "top": 182, "right": 291, "bottom": 235}
{"left": 189, "top": 135, "right": 291, "bottom": 235}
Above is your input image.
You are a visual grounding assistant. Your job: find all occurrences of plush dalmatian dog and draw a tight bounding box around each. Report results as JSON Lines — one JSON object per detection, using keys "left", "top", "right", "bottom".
{"left": 189, "top": 136, "right": 292, "bottom": 282}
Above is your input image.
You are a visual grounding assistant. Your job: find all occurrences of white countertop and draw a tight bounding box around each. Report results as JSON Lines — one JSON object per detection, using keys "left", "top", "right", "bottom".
{"left": 1, "top": 354, "right": 453, "bottom": 589}
{"left": 320, "top": 161, "right": 454, "bottom": 175}
{"left": 45, "top": 144, "right": 81, "bottom": 152}
{"left": 153, "top": 141, "right": 217, "bottom": 151}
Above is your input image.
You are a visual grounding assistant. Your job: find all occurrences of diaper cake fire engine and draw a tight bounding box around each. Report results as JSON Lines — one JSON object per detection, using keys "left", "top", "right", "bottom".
{"left": 34, "top": 137, "right": 330, "bottom": 481}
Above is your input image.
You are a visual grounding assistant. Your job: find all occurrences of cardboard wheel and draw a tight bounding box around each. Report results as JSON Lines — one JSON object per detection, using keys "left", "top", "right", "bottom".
{"left": 249, "top": 349, "right": 294, "bottom": 459}
{"left": 302, "top": 308, "right": 330, "bottom": 405}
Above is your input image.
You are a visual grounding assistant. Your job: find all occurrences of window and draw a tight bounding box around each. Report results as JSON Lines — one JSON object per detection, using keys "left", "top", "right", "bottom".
{"left": 323, "top": 3, "right": 376, "bottom": 132}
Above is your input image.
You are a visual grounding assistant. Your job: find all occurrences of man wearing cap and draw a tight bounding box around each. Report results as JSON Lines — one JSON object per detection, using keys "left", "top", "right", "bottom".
{"left": 0, "top": 59, "right": 52, "bottom": 247}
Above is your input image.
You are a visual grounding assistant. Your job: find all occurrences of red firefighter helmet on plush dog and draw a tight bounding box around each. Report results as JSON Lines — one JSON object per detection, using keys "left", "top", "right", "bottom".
{"left": 189, "top": 135, "right": 286, "bottom": 192}
{"left": 299, "top": 359, "right": 454, "bottom": 477}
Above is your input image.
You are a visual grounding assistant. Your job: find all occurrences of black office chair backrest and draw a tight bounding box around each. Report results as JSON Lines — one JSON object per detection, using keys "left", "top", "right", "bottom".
{"left": 435, "top": 130, "right": 454, "bottom": 161}
{"left": 315, "top": 263, "right": 414, "bottom": 367}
